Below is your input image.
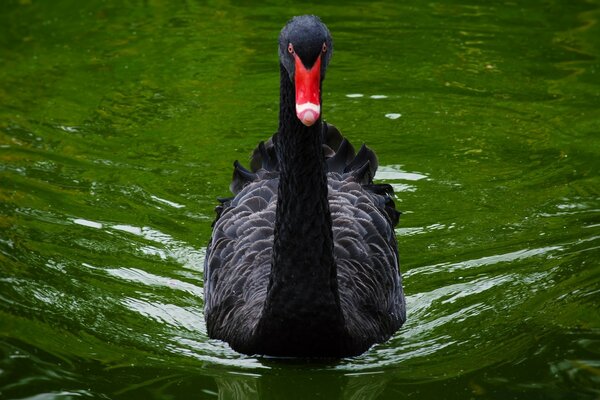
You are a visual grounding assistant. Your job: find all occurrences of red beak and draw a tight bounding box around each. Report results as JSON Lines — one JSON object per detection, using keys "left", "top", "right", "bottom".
{"left": 294, "top": 54, "right": 321, "bottom": 126}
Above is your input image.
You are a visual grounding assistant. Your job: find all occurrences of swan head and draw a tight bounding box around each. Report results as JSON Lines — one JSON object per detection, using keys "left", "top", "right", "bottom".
{"left": 279, "top": 15, "right": 333, "bottom": 126}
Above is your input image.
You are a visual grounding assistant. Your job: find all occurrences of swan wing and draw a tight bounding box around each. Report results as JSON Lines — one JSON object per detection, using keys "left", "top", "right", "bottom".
{"left": 204, "top": 177, "right": 278, "bottom": 347}
{"left": 328, "top": 177, "right": 406, "bottom": 347}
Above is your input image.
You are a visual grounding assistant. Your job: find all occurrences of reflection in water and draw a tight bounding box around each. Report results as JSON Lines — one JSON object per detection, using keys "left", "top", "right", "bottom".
{"left": 214, "top": 368, "right": 391, "bottom": 400}
{"left": 384, "top": 113, "right": 401, "bottom": 120}
{"left": 376, "top": 165, "right": 428, "bottom": 182}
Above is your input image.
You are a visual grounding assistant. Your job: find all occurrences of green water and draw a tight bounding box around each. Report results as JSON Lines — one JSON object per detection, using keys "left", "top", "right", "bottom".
{"left": 1, "top": 0, "right": 599, "bottom": 398}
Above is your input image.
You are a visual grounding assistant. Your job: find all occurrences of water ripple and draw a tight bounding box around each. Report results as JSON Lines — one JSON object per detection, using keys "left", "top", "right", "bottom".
{"left": 105, "top": 267, "right": 202, "bottom": 298}
{"left": 406, "top": 245, "right": 564, "bottom": 277}
{"left": 122, "top": 297, "right": 204, "bottom": 333}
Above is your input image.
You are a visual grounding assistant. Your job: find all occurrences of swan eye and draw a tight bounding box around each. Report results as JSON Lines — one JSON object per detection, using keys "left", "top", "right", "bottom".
{"left": 322, "top": 43, "right": 327, "bottom": 53}
{"left": 288, "top": 43, "right": 294, "bottom": 54}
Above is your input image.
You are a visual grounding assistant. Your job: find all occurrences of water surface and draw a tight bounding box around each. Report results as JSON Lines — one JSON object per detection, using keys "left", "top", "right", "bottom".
{"left": 1, "top": 0, "right": 599, "bottom": 399}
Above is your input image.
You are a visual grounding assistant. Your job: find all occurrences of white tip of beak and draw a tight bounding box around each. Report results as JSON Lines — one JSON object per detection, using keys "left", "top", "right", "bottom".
{"left": 296, "top": 102, "right": 321, "bottom": 126}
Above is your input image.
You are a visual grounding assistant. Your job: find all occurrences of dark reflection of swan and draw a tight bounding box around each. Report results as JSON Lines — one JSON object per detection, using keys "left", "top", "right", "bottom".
{"left": 204, "top": 14, "right": 406, "bottom": 358}
{"left": 214, "top": 368, "right": 389, "bottom": 400}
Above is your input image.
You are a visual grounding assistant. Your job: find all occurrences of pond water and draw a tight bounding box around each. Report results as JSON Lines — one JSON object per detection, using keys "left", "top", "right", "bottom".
{"left": 1, "top": 0, "right": 599, "bottom": 399}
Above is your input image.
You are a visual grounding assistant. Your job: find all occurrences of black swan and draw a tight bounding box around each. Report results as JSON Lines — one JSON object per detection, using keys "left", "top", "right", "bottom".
{"left": 204, "top": 15, "right": 406, "bottom": 358}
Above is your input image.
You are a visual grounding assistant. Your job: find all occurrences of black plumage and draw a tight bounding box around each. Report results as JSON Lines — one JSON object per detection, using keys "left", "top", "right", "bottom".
{"left": 204, "top": 15, "right": 406, "bottom": 357}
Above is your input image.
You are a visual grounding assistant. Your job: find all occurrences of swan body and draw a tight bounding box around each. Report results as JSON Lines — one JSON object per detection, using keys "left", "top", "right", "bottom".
{"left": 204, "top": 15, "right": 406, "bottom": 357}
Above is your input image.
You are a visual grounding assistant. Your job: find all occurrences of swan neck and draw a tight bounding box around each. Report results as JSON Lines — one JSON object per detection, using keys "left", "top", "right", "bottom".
{"left": 273, "top": 63, "right": 336, "bottom": 295}
{"left": 253, "top": 64, "right": 345, "bottom": 356}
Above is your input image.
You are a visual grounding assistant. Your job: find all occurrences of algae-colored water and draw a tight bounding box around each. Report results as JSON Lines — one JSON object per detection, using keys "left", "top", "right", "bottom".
{"left": 1, "top": 1, "right": 599, "bottom": 399}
